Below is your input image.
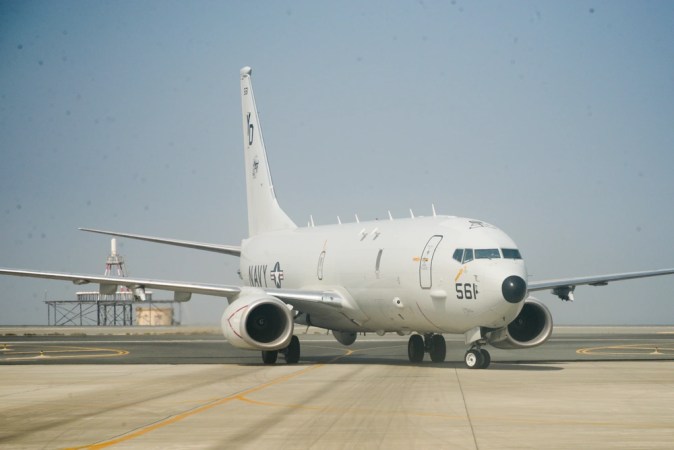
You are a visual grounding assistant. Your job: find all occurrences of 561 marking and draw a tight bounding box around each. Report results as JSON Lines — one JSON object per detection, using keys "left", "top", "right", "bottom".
{"left": 456, "top": 283, "right": 479, "bottom": 300}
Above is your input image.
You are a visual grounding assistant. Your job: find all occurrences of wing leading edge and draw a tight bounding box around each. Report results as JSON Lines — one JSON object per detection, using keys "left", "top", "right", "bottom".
{"left": 528, "top": 267, "right": 674, "bottom": 301}
{"left": 0, "top": 268, "right": 241, "bottom": 302}
{"left": 0, "top": 268, "right": 343, "bottom": 318}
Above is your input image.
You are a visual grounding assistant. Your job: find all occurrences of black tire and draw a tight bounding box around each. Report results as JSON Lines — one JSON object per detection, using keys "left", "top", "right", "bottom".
{"left": 284, "top": 335, "right": 300, "bottom": 364}
{"left": 262, "top": 350, "right": 278, "bottom": 364}
{"left": 408, "top": 334, "right": 424, "bottom": 363}
{"left": 464, "top": 349, "right": 484, "bottom": 369}
{"left": 480, "top": 349, "right": 491, "bottom": 369}
{"left": 429, "top": 334, "right": 446, "bottom": 363}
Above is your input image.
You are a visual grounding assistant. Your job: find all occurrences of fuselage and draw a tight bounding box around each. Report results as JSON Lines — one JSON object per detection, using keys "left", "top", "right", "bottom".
{"left": 240, "top": 215, "right": 528, "bottom": 335}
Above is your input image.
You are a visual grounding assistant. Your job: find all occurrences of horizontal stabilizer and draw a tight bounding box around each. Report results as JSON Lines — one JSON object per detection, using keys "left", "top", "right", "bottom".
{"left": 79, "top": 228, "right": 241, "bottom": 257}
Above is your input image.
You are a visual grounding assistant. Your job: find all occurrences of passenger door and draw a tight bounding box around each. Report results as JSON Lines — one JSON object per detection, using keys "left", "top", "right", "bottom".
{"left": 419, "top": 235, "right": 443, "bottom": 289}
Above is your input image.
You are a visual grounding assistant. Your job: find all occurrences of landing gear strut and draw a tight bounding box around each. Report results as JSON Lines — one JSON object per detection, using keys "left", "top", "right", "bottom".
{"left": 282, "top": 335, "right": 300, "bottom": 364}
{"left": 464, "top": 347, "right": 490, "bottom": 369}
{"left": 261, "top": 335, "right": 300, "bottom": 365}
{"left": 407, "top": 333, "right": 446, "bottom": 363}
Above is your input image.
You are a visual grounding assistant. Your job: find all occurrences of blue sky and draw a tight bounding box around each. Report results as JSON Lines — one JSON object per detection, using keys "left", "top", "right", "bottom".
{"left": 1, "top": 1, "right": 673, "bottom": 325}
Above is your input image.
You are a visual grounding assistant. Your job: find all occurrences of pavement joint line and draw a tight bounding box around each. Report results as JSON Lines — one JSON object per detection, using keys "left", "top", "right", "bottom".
{"left": 64, "top": 349, "right": 355, "bottom": 450}
{"left": 454, "top": 368, "right": 479, "bottom": 450}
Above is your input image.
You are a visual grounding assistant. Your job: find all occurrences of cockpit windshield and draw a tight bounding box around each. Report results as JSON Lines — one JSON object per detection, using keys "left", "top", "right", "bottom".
{"left": 453, "top": 248, "right": 499, "bottom": 263}
{"left": 501, "top": 248, "right": 522, "bottom": 259}
{"left": 453, "top": 248, "right": 522, "bottom": 263}
{"left": 475, "top": 249, "right": 500, "bottom": 259}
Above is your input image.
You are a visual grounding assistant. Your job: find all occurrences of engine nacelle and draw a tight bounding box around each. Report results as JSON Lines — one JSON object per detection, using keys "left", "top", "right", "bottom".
{"left": 488, "top": 298, "right": 553, "bottom": 349}
{"left": 333, "top": 330, "right": 357, "bottom": 346}
{"left": 221, "top": 293, "right": 293, "bottom": 351}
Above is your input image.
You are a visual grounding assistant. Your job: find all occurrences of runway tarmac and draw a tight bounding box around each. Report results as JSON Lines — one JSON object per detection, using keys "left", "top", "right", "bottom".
{"left": 1, "top": 326, "right": 673, "bottom": 448}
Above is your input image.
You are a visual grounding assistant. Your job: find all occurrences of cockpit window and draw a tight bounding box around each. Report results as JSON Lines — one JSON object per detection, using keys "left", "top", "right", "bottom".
{"left": 453, "top": 248, "right": 474, "bottom": 263}
{"left": 502, "top": 248, "right": 522, "bottom": 259}
{"left": 475, "top": 248, "right": 501, "bottom": 259}
{"left": 456, "top": 248, "right": 520, "bottom": 262}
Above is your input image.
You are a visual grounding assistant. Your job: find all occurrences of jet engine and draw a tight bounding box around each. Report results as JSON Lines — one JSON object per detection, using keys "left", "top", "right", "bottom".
{"left": 488, "top": 298, "right": 553, "bottom": 349}
{"left": 221, "top": 293, "right": 293, "bottom": 351}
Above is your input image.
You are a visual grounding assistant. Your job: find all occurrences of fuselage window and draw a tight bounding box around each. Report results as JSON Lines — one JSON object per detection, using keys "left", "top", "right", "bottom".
{"left": 475, "top": 248, "right": 501, "bottom": 259}
{"left": 452, "top": 249, "right": 463, "bottom": 263}
{"left": 502, "top": 248, "right": 522, "bottom": 259}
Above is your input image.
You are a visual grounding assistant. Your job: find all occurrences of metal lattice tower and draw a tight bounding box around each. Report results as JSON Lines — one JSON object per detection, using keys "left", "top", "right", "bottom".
{"left": 105, "top": 239, "right": 128, "bottom": 278}
{"left": 45, "top": 238, "right": 180, "bottom": 326}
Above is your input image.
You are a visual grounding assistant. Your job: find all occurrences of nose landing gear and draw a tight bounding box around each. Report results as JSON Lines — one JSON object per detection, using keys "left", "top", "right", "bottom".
{"left": 464, "top": 347, "right": 491, "bottom": 369}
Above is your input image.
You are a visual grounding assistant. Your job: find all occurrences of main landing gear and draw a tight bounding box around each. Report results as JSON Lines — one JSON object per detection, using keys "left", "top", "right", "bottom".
{"left": 464, "top": 347, "right": 491, "bottom": 369}
{"left": 407, "top": 333, "right": 447, "bottom": 363}
{"left": 261, "top": 335, "right": 300, "bottom": 365}
{"left": 407, "top": 333, "right": 492, "bottom": 369}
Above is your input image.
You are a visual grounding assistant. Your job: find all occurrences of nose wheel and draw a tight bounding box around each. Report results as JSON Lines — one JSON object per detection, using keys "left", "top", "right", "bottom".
{"left": 464, "top": 348, "right": 491, "bottom": 369}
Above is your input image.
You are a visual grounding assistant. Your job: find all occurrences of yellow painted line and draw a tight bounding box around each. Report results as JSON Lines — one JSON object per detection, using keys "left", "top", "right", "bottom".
{"left": 0, "top": 346, "right": 128, "bottom": 362}
{"left": 454, "top": 267, "right": 464, "bottom": 282}
{"left": 67, "top": 349, "right": 355, "bottom": 450}
{"left": 237, "top": 395, "right": 466, "bottom": 420}
{"left": 577, "top": 344, "right": 674, "bottom": 355}
{"left": 234, "top": 395, "right": 674, "bottom": 428}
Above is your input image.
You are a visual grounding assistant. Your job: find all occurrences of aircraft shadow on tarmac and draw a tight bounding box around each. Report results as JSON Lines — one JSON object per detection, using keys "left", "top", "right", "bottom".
{"left": 238, "top": 355, "right": 566, "bottom": 372}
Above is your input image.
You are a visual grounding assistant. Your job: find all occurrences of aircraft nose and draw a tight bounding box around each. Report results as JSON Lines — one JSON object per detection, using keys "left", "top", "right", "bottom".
{"left": 502, "top": 276, "right": 527, "bottom": 303}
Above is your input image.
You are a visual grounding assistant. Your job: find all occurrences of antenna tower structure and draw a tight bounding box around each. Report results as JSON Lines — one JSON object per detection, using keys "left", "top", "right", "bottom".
{"left": 105, "top": 239, "right": 130, "bottom": 294}
{"left": 105, "top": 238, "right": 126, "bottom": 277}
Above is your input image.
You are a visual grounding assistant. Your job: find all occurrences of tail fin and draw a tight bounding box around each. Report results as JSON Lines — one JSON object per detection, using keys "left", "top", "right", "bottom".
{"left": 240, "top": 67, "right": 297, "bottom": 237}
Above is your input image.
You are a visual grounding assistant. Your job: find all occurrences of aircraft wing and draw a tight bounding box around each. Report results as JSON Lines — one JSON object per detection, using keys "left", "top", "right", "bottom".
{"left": 0, "top": 268, "right": 241, "bottom": 302}
{"left": 0, "top": 268, "right": 343, "bottom": 317}
{"left": 79, "top": 228, "right": 241, "bottom": 257}
{"left": 267, "top": 288, "right": 343, "bottom": 313}
{"left": 528, "top": 267, "right": 674, "bottom": 301}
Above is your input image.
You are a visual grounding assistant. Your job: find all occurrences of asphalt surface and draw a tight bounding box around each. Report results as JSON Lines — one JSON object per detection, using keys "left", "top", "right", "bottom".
{"left": 1, "top": 327, "right": 673, "bottom": 449}
{"left": 1, "top": 326, "right": 673, "bottom": 365}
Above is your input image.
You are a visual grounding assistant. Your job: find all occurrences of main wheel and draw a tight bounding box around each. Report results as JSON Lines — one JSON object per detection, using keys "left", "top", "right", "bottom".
{"left": 408, "top": 334, "right": 424, "bottom": 363}
{"left": 480, "top": 349, "right": 491, "bottom": 369}
{"left": 429, "top": 334, "right": 446, "bottom": 363}
{"left": 464, "top": 349, "right": 484, "bottom": 369}
{"left": 284, "top": 335, "right": 300, "bottom": 364}
{"left": 262, "top": 350, "right": 278, "bottom": 364}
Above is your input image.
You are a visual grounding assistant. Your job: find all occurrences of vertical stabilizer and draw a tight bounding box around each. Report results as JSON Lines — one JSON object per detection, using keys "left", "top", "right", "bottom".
{"left": 240, "top": 67, "right": 297, "bottom": 237}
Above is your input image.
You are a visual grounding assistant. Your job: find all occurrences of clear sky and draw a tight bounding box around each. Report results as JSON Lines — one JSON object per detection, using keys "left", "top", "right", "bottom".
{"left": 1, "top": 1, "right": 673, "bottom": 325}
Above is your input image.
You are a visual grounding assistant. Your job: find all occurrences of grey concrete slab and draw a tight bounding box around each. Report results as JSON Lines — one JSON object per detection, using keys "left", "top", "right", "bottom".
{"left": 0, "top": 328, "right": 673, "bottom": 448}
{"left": 1, "top": 361, "right": 673, "bottom": 449}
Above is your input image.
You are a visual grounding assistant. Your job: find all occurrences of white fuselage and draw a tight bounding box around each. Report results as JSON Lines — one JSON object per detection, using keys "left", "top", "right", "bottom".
{"left": 240, "top": 215, "right": 528, "bottom": 335}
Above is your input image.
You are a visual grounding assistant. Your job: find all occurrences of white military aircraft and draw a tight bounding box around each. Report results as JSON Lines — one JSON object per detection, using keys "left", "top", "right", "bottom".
{"left": 3, "top": 67, "right": 674, "bottom": 369}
